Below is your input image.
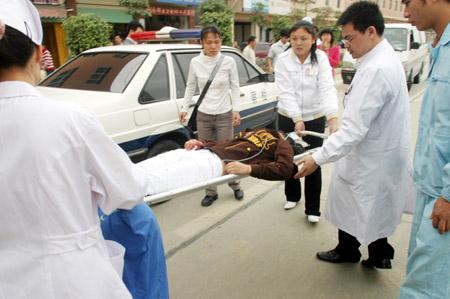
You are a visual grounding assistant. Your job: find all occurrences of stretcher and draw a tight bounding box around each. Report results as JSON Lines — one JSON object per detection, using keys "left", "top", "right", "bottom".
{"left": 144, "top": 131, "right": 328, "bottom": 205}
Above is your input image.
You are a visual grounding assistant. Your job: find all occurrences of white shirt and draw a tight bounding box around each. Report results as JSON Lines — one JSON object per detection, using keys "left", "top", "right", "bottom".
{"left": 182, "top": 52, "right": 240, "bottom": 115}
{"left": 275, "top": 49, "right": 338, "bottom": 122}
{"left": 242, "top": 45, "right": 256, "bottom": 64}
{"left": 312, "top": 40, "right": 415, "bottom": 245}
{"left": 268, "top": 40, "right": 290, "bottom": 67}
{"left": 0, "top": 81, "right": 150, "bottom": 298}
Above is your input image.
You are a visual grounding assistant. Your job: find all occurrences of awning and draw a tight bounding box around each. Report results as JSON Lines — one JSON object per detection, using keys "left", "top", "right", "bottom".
{"left": 36, "top": 5, "right": 67, "bottom": 21}
{"left": 77, "top": 6, "right": 132, "bottom": 24}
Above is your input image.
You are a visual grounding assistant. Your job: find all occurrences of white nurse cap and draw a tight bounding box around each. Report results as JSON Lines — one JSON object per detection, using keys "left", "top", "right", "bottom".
{"left": 0, "top": 0, "right": 43, "bottom": 45}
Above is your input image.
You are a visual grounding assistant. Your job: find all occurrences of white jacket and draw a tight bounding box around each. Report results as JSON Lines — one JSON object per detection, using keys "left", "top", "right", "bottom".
{"left": 181, "top": 52, "right": 240, "bottom": 115}
{"left": 0, "top": 82, "right": 150, "bottom": 298}
{"left": 312, "top": 40, "right": 415, "bottom": 245}
{"left": 275, "top": 49, "right": 338, "bottom": 122}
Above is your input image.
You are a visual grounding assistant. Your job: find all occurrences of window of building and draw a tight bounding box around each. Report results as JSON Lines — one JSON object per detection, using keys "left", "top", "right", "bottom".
{"left": 389, "top": 0, "right": 393, "bottom": 9}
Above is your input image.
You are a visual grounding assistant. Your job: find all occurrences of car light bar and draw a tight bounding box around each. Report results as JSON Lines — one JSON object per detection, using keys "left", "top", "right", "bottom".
{"left": 131, "top": 27, "right": 201, "bottom": 42}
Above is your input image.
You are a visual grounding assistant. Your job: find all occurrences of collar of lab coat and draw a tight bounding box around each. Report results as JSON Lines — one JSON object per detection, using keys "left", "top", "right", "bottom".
{"left": 355, "top": 39, "right": 390, "bottom": 70}
{"left": 0, "top": 81, "right": 39, "bottom": 100}
{"left": 289, "top": 49, "right": 312, "bottom": 65}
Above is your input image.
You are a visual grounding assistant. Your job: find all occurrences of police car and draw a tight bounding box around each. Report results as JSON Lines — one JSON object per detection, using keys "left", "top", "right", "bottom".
{"left": 38, "top": 30, "right": 278, "bottom": 161}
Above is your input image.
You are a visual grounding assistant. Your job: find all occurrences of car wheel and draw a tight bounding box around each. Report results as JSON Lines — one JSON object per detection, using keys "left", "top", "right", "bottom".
{"left": 413, "top": 63, "right": 424, "bottom": 84}
{"left": 147, "top": 140, "right": 181, "bottom": 158}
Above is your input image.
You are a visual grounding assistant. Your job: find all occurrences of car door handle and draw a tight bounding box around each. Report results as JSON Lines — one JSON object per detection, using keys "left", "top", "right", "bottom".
{"left": 240, "top": 93, "right": 245, "bottom": 97}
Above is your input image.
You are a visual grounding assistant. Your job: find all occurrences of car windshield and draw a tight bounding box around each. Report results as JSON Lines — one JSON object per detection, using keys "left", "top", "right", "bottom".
{"left": 384, "top": 28, "right": 408, "bottom": 51}
{"left": 39, "top": 52, "right": 148, "bottom": 93}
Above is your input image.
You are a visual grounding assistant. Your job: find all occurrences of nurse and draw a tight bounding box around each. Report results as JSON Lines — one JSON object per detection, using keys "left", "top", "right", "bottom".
{"left": 296, "top": 1, "right": 414, "bottom": 268}
{"left": 274, "top": 21, "right": 339, "bottom": 222}
{"left": 0, "top": 1, "right": 165, "bottom": 298}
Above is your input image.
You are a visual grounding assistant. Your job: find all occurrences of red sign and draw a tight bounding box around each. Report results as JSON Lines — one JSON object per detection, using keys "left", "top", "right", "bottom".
{"left": 149, "top": 6, "right": 195, "bottom": 16}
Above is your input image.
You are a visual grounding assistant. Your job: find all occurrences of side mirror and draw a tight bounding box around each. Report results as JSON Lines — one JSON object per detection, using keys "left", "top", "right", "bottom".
{"left": 411, "top": 42, "right": 420, "bottom": 50}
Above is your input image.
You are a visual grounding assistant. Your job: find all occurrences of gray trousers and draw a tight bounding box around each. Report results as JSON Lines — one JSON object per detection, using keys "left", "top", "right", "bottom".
{"left": 197, "top": 110, "right": 240, "bottom": 196}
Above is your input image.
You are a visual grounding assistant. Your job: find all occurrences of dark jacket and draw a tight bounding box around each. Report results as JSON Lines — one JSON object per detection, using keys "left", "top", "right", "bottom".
{"left": 203, "top": 129, "right": 294, "bottom": 181}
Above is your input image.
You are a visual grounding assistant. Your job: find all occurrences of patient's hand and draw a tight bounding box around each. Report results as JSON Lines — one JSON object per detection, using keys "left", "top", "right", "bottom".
{"left": 224, "top": 162, "right": 251, "bottom": 175}
{"left": 184, "top": 139, "right": 204, "bottom": 150}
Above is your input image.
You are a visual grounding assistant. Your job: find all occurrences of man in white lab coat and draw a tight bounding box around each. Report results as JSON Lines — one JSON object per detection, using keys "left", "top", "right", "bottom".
{"left": 296, "top": 1, "right": 415, "bottom": 269}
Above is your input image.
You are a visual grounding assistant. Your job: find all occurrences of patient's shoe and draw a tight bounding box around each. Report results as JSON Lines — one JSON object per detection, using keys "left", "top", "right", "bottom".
{"left": 234, "top": 189, "right": 244, "bottom": 200}
{"left": 284, "top": 201, "right": 297, "bottom": 210}
{"left": 201, "top": 194, "right": 218, "bottom": 207}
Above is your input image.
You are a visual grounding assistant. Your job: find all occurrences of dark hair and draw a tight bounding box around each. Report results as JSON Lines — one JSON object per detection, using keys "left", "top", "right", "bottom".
{"left": 288, "top": 21, "right": 318, "bottom": 64}
{"left": 337, "top": 1, "right": 385, "bottom": 35}
{"left": 247, "top": 35, "right": 256, "bottom": 43}
{"left": 319, "top": 28, "right": 335, "bottom": 45}
{"left": 127, "top": 20, "right": 144, "bottom": 33}
{"left": 0, "top": 25, "right": 36, "bottom": 70}
{"left": 279, "top": 29, "right": 289, "bottom": 38}
{"left": 200, "top": 26, "right": 221, "bottom": 40}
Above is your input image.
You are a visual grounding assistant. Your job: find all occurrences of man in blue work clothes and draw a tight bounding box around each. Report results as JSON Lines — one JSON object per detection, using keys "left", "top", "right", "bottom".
{"left": 399, "top": 0, "right": 450, "bottom": 298}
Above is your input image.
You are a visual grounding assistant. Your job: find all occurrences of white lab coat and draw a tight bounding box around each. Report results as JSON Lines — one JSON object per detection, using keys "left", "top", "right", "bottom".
{"left": 0, "top": 81, "right": 150, "bottom": 298}
{"left": 312, "top": 40, "right": 415, "bottom": 245}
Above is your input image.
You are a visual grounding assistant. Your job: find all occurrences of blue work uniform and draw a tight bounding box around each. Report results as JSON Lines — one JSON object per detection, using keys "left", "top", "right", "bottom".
{"left": 100, "top": 204, "right": 169, "bottom": 299}
{"left": 399, "top": 23, "right": 450, "bottom": 299}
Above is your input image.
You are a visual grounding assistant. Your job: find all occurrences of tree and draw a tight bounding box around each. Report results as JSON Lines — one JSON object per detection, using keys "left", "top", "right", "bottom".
{"left": 272, "top": 15, "right": 292, "bottom": 40}
{"left": 249, "top": 2, "right": 269, "bottom": 39}
{"left": 63, "top": 14, "right": 112, "bottom": 56}
{"left": 290, "top": 7, "right": 306, "bottom": 23}
{"left": 119, "top": 0, "right": 150, "bottom": 20}
{"left": 199, "top": 0, "right": 233, "bottom": 46}
{"left": 293, "top": 0, "right": 316, "bottom": 16}
{"left": 311, "top": 7, "right": 340, "bottom": 41}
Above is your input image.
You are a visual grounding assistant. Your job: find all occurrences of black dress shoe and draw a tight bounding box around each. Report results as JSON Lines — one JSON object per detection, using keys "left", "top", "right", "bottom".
{"left": 233, "top": 189, "right": 244, "bottom": 200}
{"left": 316, "top": 249, "right": 360, "bottom": 263}
{"left": 361, "top": 258, "right": 392, "bottom": 269}
{"left": 201, "top": 194, "right": 218, "bottom": 207}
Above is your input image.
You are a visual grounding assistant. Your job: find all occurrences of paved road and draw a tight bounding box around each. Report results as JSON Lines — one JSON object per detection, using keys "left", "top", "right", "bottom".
{"left": 151, "top": 76, "right": 426, "bottom": 299}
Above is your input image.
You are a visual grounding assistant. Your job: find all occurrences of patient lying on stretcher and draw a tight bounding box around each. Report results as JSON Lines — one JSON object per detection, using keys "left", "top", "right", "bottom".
{"left": 138, "top": 129, "right": 295, "bottom": 195}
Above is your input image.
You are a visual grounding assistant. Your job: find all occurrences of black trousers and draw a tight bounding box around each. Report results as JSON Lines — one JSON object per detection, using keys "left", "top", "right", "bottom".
{"left": 335, "top": 229, "right": 395, "bottom": 261}
{"left": 278, "top": 114, "right": 326, "bottom": 216}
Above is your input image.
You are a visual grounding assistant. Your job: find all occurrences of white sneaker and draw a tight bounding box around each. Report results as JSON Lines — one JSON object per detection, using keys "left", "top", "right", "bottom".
{"left": 284, "top": 201, "right": 297, "bottom": 210}
{"left": 307, "top": 215, "right": 320, "bottom": 223}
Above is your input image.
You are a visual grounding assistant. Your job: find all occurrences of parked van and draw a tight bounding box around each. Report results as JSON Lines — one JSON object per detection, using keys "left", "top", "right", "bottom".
{"left": 37, "top": 44, "right": 278, "bottom": 161}
{"left": 341, "top": 23, "right": 428, "bottom": 90}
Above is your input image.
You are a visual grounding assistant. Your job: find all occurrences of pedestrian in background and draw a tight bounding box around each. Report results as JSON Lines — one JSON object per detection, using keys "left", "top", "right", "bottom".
{"left": 113, "top": 32, "right": 123, "bottom": 45}
{"left": 318, "top": 28, "right": 341, "bottom": 76}
{"left": 41, "top": 44, "right": 54, "bottom": 76}
{"left": 398, "top": 0, "right": 450, "bottom": 297}
{"left": 123, "top": 20, "right": 143, "bottom": 45}
{"left": 179, "top": 26, "right": 243, "bottom": 207}
{"left": 274, "top": 21, "right": 339, "bottom": 222}
{"left": 267, "top": 29, "right": 290, "bottom": 73}
{"left": 0, "top": 1, "right": 168, "bottom": 298}
{"left": 243, "top": 35, "right": 257, "bottom": 64}
{"left": 296, "top": 1, "right": 414, "bottom": 269}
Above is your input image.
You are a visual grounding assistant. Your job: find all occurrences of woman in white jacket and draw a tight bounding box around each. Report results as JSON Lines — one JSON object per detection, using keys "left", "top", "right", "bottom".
{"left": 275, "top": 21, "right": 338, "bottom": 222}
{"left": 179, "top": 26, "right": 243, "bottom": 207}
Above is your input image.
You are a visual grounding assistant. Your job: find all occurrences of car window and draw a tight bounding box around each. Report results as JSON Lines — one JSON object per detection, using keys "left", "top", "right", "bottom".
{"left": 40, "top": 52, "right": 147, "bottom": 93}
{"left": 139, "top": 54, "right": 170, "bottom": 103}
{"left": 172, "top": 52, "right": 199, "bottom": 98}
{"left": 223, "top": 51, "right": 261, "bottom": 86}
{"left": 383, "top": 28, "right": 408, "bottom": 51}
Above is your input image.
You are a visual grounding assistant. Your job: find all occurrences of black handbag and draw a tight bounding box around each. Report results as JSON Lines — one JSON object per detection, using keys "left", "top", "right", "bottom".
{"left": 186, "top": 55, "right": 225, "bottom": 132}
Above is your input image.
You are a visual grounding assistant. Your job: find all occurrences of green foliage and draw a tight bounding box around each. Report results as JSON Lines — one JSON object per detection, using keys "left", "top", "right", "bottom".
{"left": 290, "top": 8, "right": 306, "bottom": 23}
{"left": 249, "top": 2, "right": 268, "bottom": 29}
{"left": 199, "top": 0, "right": 233, "bottom": 46}
{"left": 272, "top": 15, "right": 292, "bottom": 40}
{"left": 119, "top": 0, "right": 150, "bottom": 19}
{"left": 63, "top": 14, "right": 112, "bottom": 56}
{"left": 311, "top": 7, "right": 340, "bottom": 42}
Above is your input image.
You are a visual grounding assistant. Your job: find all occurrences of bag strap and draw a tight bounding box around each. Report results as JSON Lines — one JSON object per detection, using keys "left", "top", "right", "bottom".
{"left": 194, "top": 55, "right": 225, "bottom": 109}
